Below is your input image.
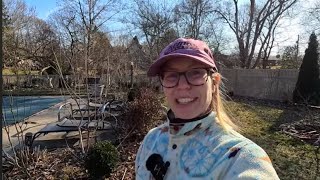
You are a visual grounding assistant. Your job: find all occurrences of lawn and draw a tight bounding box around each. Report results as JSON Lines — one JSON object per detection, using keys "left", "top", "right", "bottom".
{"left": 3, "top": 68, "right": 39, "bottom": 75}
{"left": 226, "top": 98, "right": 319, "bottom": 180}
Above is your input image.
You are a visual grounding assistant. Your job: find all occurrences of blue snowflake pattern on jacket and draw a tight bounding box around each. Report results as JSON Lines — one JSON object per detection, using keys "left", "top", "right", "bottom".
{"left": 135, "top": 111, "right": 280, "bottom": 180}
{"left": 180, "top": 139, "right": 217, "bottom": 176}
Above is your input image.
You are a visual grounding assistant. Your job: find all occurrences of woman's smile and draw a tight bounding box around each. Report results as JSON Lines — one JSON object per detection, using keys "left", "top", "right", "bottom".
{"left": 176, "top": 97, "right": 197, "bottom": 104}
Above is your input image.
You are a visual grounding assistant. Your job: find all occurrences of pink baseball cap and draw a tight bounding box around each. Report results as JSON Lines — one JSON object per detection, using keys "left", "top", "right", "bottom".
{"left": 147, "top": 38, "right": 217, "bottom": 77}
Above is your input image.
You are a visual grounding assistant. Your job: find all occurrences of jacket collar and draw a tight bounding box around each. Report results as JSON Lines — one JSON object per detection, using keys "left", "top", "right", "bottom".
{"left": 167, "top": 110, "right": 216, "bottom": 137}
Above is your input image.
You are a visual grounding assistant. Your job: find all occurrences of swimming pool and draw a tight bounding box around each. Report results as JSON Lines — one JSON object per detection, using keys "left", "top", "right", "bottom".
{"left": 2, "top": 96, "right": 66, "bottom": 126}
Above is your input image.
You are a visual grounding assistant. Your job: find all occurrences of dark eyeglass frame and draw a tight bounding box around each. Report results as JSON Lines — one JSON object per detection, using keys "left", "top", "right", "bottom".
{"left": 158, "top": 68, "right": 216, "bottom": 88}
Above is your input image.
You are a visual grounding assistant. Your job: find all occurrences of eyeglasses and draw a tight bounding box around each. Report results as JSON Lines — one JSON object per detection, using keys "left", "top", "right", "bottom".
{"left": 159, "top": 68, "right": 215, "bottom": 88}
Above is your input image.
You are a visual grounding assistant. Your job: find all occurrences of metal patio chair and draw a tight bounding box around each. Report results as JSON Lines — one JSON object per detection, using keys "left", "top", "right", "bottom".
{"left": 24, "top": 101, "right": 116, "bottom": 147}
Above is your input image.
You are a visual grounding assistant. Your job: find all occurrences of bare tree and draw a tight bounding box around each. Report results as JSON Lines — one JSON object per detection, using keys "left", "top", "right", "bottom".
{"left": 3, "top": 0, "right": 35, "bottom": 72}
{"left": 257, "top": 16, "right": 280, "bottom": 68}
{"left": 215, "top": 0, "right": 298, "bottom": 69}
{"left": 3, "top": 0, "right": 62, "bottom": 74}
{"left": 174, "top": 0, "right": 214, "bottom": 39}
{"left": 308, "top": 1, "right": 320, "bottom": 33}
{"left": 48, "top": 9, "right": 80, "bottom": 75}
{"left": 300, "top": 1, "right": 320, "bottom": 37}
{"left": 90, "top": 31, "right": 112, "bottom": 75}
{"left": 280, "top": 45, "right": 302, "bottom": 69}
{"left": 49, "top": 0, "right": 121, "bottom": 75}
{"left": 23, "top": 18, "right": 62, "bottom": 71}
{"left": 206, "top": 17, "right": 231, "bottom": 55}
{"left": 124, "top": 0, "right": 175, "bottom": 61}
{"left": 172, "top": 0, "right": 230, "bottom": 58}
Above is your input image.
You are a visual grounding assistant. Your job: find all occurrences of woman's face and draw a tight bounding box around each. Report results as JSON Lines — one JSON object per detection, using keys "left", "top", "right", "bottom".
{"left": 162, "top": 58, "right": 214, "bottom": 119}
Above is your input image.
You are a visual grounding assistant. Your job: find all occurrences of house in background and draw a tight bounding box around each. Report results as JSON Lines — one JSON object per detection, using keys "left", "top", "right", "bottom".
{"left": 214, "top": 53, "right": 241, "bottom": 69}
{"left": 266, "top": 55, "right": 282, "bottom": 69}
{"left": 214, "top": 53, "right": 283, "bottom": 69}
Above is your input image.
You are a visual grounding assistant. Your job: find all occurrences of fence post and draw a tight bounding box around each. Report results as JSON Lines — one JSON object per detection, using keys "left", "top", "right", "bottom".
{"left": 130, "top": 62, "right": 134, "bottom": 89}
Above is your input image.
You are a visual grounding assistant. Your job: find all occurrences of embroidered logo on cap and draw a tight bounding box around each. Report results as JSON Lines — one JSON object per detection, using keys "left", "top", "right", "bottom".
{"left": 163, "top": 41, "right": 199, "bottom": 55}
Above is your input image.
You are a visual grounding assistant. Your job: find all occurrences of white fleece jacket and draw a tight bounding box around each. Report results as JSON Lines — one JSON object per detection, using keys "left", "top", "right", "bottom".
{"left": 135, "top": 111, "right": 280, "bottom": 180}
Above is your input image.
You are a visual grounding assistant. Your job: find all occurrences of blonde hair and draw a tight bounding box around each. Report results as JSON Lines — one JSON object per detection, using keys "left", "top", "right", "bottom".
{"left": 211, "top": 73, "right": 238, "bottom": 131}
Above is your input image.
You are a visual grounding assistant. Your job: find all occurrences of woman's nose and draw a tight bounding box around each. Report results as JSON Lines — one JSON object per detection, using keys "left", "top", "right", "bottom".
{"left": 177, "top": 75, "right": 191, "bottom": 89}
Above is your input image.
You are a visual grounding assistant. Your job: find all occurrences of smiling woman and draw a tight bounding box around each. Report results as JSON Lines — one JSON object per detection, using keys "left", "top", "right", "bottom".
{"left": 2, "top": 96, "right": 66, "bottom": 126}
{"left": 135, "top": 38, "right": 280, "bottom": 180}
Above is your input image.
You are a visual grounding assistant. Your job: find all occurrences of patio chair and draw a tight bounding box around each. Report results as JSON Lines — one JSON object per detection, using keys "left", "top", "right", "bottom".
{"left": 74, "top": 84, "right": 120, "bottom": 111}
{"left": 70, "top": 93, "right": 122, "bottom": 119}
{"left": 24, "top": 101, "right": 117, "bottom": 147}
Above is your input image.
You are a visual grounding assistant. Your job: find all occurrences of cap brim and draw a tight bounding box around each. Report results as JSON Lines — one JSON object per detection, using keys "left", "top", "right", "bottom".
{"left": 147, "top": 53, "right": 216, "bottom": 77}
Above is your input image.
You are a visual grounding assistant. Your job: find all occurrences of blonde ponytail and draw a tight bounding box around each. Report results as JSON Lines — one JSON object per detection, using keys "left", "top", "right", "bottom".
{"left": 211, "top": 73, "right": 237, "bottom": 131}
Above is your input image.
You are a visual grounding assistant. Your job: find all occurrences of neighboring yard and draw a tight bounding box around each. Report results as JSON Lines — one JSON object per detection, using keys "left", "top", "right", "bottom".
{"left": 3, "top": 88, "right": 87, "bottom": 96}
{"left": 2, "top": 68, "right": 39, "bottom": 75}
{"left": 3, "top": 97, "right": 319, "bottom": 179}
{"left": 227, "top": 98, "right": 319, "bottom": 180}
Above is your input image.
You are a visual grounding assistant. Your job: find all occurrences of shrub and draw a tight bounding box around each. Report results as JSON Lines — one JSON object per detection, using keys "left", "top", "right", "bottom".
{"left": 121, "top": 87, "right": 164, "bottom": 135}
{"left": 293, "top": 32, "right": 320, "bottom": 105}
{"left": 85, "top": 141, "right": 119, "bottom": 179}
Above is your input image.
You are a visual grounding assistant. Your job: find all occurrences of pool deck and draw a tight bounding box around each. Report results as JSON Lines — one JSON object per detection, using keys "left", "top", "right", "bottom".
{"left": 2, "top": 98, "right": 90, "bottom": 153}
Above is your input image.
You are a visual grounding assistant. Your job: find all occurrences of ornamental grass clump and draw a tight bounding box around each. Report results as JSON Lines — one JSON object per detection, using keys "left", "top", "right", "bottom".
{"left": 85, "top": 141, "right": 119, "bottom": 179}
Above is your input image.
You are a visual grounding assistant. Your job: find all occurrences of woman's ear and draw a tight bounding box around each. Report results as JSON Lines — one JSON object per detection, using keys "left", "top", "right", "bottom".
{"left": 212, "top": 73, "right": 221, "bottom": 85}
{"left": 211, "top": 73, "right": 221, "bottom": 94}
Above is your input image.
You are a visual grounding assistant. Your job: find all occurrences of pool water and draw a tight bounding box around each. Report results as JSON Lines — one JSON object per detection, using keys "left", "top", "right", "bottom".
{"left": 2, "top": 96, "right": 66, "bottom": 125}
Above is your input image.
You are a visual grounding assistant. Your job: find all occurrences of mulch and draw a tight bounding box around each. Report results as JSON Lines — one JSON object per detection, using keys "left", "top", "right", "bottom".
{"left": 3, "top": 148, "right": 88, "bottom": 179}
{"left": 3, "top": 122, "right": 160, "bottom": 180}
{"left": 3, "top": 138, "right": 142, "bottom": 180}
